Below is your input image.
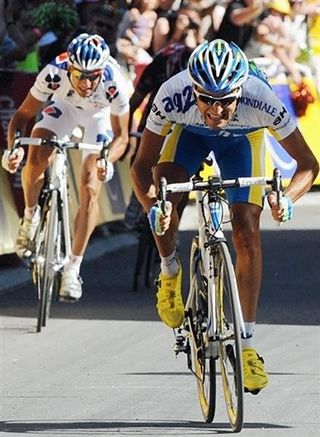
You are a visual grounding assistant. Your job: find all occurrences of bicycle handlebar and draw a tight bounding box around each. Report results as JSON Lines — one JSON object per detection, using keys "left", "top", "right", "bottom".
{"left": 159, "top": 168, "right": 283, "bottom": 207}
{"left": 13, "top": 135, "right": 107, "bottom": 153}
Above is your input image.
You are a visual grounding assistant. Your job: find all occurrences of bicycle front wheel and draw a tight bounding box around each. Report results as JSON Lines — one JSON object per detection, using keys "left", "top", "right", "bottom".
{"left": 188, "top": 237, "right": 216, "bottom": 423}
{"left": 214, "top": 241, "right": 244, "bottom": 432}
{"left": 36, "top": 191, "right": 59, "bottom": 332}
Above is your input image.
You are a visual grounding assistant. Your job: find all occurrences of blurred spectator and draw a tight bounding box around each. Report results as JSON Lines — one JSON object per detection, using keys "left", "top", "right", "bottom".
{"left": 112, "top": 43, "right": 194, "bottom": 233}
{"left": 152, "top": 0, "right": 183, "bottom": 53}
{"left": 1, "top": 0, "right": 40, "bottom": 69}
{"left": 291, "top": 0, "right": 320, "bottom": 96}
{"left": 116, "top": 0, "right": 158, "bottom": 66}
{"left": 1, "top": 0, "right": 80, "bottom": 70}
{"left": 75, "top": 3, "right": 121, "bottom": 58}
{"left": 185, "top": 0, "right": 218, "bottom": 41}
{"left": 247, "top": 0, "right": 303, "bottom": 85}
{"left": 152, "top": 1, "right": 202, "bottom": 54}
{"left": 215, "top": 0, "right": 268, "bottom": 50}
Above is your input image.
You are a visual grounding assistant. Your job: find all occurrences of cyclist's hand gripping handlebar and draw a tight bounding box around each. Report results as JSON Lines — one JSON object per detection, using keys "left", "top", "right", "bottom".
{"left": 147, "top": 176, "right": 172, "bottom": 236}
{"left": 96, "top": 140, "right": 114, "bottom": 183}
{"left": 267, "top": 168, "right": 293, "bottom": 223}
{"left": 1, "top": 131, "right": 25, "bottom": 174}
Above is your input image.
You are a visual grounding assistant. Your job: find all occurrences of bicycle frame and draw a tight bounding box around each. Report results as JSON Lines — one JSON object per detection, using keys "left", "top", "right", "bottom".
{"left": 12, "top": 134, "right": 107, "bottom": 331}
{"left": 47, "top": 151, "right": 72, "bottom": 270}
{"left": 185, "top": 189, "right": 245, "bottom": 358}
{"left": 161, "top": 169, "right": 282, "bottom": 429}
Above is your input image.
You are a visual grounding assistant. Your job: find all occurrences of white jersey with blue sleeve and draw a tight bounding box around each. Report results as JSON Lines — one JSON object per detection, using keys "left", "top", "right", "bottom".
{"left": 30, "top": 52, "right": 130, "bottom": 116}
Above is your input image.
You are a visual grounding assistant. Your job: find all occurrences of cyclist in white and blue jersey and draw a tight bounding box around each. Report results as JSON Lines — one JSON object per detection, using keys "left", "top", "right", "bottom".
{"left": 2, "top": 33, "right": 130, "bottom": 302}
{"left": 131, "top": 39, "right": 319, "bottom": 394}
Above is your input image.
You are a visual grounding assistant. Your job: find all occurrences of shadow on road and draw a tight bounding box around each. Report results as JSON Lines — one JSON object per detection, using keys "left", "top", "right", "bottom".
{"left": 1, "top": 230, "right": 319, "bottom": 326}
{"left": 0, "top": 419, "right": 291, "bottom": 435}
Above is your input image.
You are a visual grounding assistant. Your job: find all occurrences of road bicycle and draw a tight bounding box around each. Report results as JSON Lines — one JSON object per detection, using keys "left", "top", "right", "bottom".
{"left": 11, "top": 134, "right": 108, "bottom": 332}
{"left": 159, "top": 165, "right": 282, "bottom": 432}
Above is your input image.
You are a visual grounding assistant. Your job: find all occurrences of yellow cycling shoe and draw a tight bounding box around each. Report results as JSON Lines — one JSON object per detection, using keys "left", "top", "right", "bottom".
{"left": 156, "top": 262, "right": 184, "bottom": 329}
{"left": 243, "top": 348, "right": 269, "bottom": 395}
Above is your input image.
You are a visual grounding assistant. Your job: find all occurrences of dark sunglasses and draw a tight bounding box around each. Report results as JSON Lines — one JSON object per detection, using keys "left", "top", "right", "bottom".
{"left": 71, "top": 69, "right": 102, "bottom": 82}
{"left": 194, "top": 89, "right": 239, "bottom": 108}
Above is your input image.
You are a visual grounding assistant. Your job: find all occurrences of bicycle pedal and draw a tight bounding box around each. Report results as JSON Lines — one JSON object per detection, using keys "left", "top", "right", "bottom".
{"left": 174, "top": 334, "right": 188, "bottom": 354}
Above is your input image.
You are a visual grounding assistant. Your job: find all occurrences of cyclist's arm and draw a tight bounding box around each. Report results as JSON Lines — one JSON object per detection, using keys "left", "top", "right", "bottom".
{"left": 131, "top": 127, "right": 165, "bottom": 213}
{"left": 7, "top": 92, "right": 43, "bottom": 148}
{"left": 108, "top": 111, "right": 130, "bottom": 163}
{"left": 277, "top": 127, "right": 319, "bottom": 202}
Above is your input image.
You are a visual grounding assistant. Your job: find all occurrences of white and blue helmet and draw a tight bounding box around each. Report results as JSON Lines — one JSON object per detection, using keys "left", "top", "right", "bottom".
{"left": 67, "top": 33, "right": 110, "bottom": 71}
{"left": 188, "top": 39, "right": 249, "bottom": 94}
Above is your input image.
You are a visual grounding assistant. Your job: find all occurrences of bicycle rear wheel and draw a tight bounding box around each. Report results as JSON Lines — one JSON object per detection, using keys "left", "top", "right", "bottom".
{"left": 35, "top": 191, "right": 59, "bottom": 332}
{"left": 187, "top": 237, "right": 216, "bottom": 423}
{"left": 214, "top": 241, "right": 244, "bottom": 432}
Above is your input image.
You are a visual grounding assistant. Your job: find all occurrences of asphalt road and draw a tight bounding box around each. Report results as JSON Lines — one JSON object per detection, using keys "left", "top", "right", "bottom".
{"left": 0, "top": 193, "right": 319, "bottom": 437}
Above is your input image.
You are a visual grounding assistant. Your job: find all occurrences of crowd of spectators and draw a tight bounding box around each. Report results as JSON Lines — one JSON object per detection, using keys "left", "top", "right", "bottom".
{"left": 0, "top": 0, "right": 319, "bottom": 94}
{"left": 0, "top": 0, "right": 319, "bottom": 245}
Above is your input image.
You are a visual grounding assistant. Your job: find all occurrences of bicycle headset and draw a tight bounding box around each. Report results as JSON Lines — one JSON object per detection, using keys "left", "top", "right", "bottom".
{"left": 67, "top": 33, "right": 110, "bottom": 71}
{"left": 188, "top": 39, "right": 249, "bottom": 95}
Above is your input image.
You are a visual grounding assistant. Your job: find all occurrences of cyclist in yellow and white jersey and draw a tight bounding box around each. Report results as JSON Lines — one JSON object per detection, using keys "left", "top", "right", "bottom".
{"left": 131, "top": 39, "right": 319, "bottom": 394}
{"left": 2, "top": 33, "right": 130, "bottom": 302}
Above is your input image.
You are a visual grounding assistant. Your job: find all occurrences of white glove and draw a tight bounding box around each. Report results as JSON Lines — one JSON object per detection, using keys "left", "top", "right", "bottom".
{"left": 96, "top": 158, "right": 114, "bottom": 182}
{"left": 148, "top": 200, "right": 172, "bottom": 236}
{"left": 1, "top": 148, "right": 25, "bottom": 173}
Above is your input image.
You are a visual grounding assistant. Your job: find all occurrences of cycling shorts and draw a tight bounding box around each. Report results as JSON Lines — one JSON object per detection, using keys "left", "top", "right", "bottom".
{"left": 158, "top": 124, "right": 266, "bottom": 207}
{"left": 33, "top": 97, "right": 113, "bottom": 160}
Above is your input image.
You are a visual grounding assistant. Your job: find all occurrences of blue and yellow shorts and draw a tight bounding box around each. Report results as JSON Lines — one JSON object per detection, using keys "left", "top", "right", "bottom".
{"left": 158, "top": 125, "right": 266, "bottom": 207}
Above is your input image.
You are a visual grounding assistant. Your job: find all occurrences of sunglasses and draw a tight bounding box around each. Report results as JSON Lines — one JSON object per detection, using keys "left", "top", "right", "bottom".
{"left": 71, "top": 69, "right": 102, "bottom": 82}
{"left": 194, "top": 89, "right": 239, "bottom": 108}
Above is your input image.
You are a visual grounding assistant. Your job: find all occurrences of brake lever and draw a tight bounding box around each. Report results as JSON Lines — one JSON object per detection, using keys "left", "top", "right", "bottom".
{"left": 272, "top": 168, "right": 283, "bottom": 208}
{"left": 159, "top": 176, "right": 167, "bottom": 215}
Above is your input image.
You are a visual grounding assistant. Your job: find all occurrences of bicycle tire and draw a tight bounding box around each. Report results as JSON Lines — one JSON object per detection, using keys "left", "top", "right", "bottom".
{"left": 36, "top": 191, "right": 58, "bottom": 331}
{"left": 214, "top": 241, "right": 244, "bottom": 432}
{"left": 34, "top": 206, "right": 47, "bottom": 333}
{"left": 188, "top": 237, "right": 217, "bottom": 423}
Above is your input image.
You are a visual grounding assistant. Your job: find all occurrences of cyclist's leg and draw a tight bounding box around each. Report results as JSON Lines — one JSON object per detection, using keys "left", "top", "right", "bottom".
{"left": 216, "top": 130, "right": 268, "bottom": 393}
{"left": 60, "top": 114, "right": 112, "bottom": 300}
{"left": 152, "top": 127, "right": 209, "bottom": 328}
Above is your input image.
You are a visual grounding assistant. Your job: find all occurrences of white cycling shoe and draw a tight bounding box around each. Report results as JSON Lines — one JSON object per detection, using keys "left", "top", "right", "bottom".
{"left": 59, "top": 269, "right": 83, "bottom": 302}
{"left": 16, "top": 206, "right": 41, "bottom": 258}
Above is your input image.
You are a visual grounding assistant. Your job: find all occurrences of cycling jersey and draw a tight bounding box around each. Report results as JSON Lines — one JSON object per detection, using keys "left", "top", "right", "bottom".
{"left": 147, "top": 66, "right": 296, "bottom": 141}
{"left": 146, "top": 64, "right": 297, "bottom": 207}
{"left": 31, "top": 53, "right": 130, "bottom": 116}
{"left": 30, "top": 53, "right": 130, "bottom": 153}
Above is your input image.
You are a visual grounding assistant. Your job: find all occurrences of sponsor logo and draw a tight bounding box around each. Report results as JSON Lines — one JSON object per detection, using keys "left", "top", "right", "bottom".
{"left": 151, "top": 103, "right": 166, "bottom": 119}
{"left": 161, "top": 85, "right": 195, "bottom": 114}
{"left": 106, "top": 85, "right": 118, "bottom": 102}
{"left": 44, "top": 74, "right": 61, "bottom": 91}
{"left": 43, "top": 105, "right": 62, "bottom": 118}
{"left": 239, "top": 96, "right": 277, "bottom": 116}
{"left": 273, "top": 106, "right": 288, "bottom": 126}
